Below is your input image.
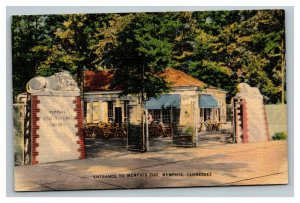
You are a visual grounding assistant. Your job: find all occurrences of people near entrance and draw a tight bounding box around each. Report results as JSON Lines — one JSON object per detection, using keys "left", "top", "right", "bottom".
{"left": 158, "top": 119, "right": 164, "bottom": 127}
{"left": 149, "top": 119, "right": 167, "bottom": 138}
{"left": 204, "top": 119, "right": 220, "bottom": 131}
{"left": 108, "top": 118, "right": 114, "bottom": 124}
{"left": 147, "top": 112, "right": 154, "bottom": 124}
{"left": 199, "top": 117, "right": 204, "bottom": 132}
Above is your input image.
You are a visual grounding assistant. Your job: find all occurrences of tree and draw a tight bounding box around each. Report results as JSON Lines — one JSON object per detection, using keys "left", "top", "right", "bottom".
{"left": 13, "top": 10, "right": 286, "bottom": 104}
{"left": 12, "top": 15, "right": 54, "bottom": 99}
{"left": 103, "top": 13, "right": 179, "bottom": 100}
{"left": 172, "top": 10, "right": 285, "bottom": 103}
{"left": 171, "top": 12, "right": 197, "bottom": 70}
{"left": 173, "top": 11, "right": 242, "bottom": 101}
{"left": 101, "top": 12, "right": 180, "bottom": 150}
{"left": 32, "top": 14, "right": 111, "bottom": 94}
{"left": 238, "top": 10, "right": 285, "bottom": 103}
{"left": 93, "top": 13, "right": 136, "bottom": 68}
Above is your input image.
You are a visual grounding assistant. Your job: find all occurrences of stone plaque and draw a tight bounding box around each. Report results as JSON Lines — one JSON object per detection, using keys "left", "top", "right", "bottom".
{"left": 27, "top": 71, "right": 85, "bottom": 164}
{"left": 233, "top": 83, "right": 270, "bottom": 143}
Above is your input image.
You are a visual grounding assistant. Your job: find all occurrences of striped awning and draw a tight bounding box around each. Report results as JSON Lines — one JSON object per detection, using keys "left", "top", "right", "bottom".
{"left": 145, "top": 94, "right": 180, "bottom": 109}
{"left": 199, "top": 94, "right": 219, "bottom": 108}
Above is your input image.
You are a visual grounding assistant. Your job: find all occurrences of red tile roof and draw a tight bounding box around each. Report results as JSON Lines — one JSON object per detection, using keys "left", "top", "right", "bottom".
{"left": 159, "top": 68, "right": 207, "bottom": 89}
{"left": 84, "top": 67, "right": 208, "bottom": 91}
{"left": 84, "top": 69, "right": 121, "bottom": 91}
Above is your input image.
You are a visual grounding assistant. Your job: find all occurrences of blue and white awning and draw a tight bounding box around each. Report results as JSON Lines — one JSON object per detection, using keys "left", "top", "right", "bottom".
{"left": 145, "top": 94, "right": 180, "bottom": 109}
{"left": 199, "top": 94, "right": 219, "bottom": 108}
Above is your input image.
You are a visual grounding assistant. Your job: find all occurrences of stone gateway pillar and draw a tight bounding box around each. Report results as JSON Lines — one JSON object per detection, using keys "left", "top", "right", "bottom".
{"left": 233, "top": 83, "right": 270, "bottom": 143}
{"left": 26, "top": 71, "right": 86, "bottom": 164}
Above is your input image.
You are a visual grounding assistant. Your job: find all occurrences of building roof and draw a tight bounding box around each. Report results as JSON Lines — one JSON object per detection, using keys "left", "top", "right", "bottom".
{"left": 84, "top": 69, "right": 120, "bottom": 91}
{"left": 84, "top": 67, "right": 209, "bottom": 92}
{"left": 159, "top": 68, "right": 207, "bottom": 89}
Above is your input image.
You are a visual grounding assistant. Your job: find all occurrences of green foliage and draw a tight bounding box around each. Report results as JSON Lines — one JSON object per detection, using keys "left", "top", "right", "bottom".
{"left": 33, "top": 14, "right": 108, "bottom": 83}
{"left": 272, "top": 132, "right": 287, "bottom": 140}
{"left": 174, "top": 10, "right": 285, "bottom": 103}
{"left": 102, "top": 13, "right": 177, "bottom": 100}
{"left": 12, "top": 15, "right": 54, "bottom": 98}
{"left": 184, "top": 126, "right": 194, "bottom": 136}
{"left": 12, "top": 10, "right": 286, "bottom": 104}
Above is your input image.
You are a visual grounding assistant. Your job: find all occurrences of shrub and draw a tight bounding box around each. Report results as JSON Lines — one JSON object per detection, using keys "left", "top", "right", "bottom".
{"left": 272, "top": 132, "right": 287, "bottom": 140}
{"left": 185, "top": 126, "right": 194, "bottom": 136}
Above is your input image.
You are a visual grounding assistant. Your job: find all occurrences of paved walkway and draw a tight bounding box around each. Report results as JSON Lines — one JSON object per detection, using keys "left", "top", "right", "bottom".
{"left": 14, "top": 137, "right": 288, "bottom": 191}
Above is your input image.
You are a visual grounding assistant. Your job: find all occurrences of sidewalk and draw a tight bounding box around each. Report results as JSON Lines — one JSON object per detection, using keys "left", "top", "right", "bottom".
{"left": 14, "top": 139, "right": 288, "bottom": 191}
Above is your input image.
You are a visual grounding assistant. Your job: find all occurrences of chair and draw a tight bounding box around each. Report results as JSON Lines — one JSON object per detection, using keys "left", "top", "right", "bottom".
{"left": 101, "top": 126, "right": 115, "bottom": 139}
{"left": 163, "top": 125, "right": 172, "bottom": 137}
{"left": 115, "top": 126, "right": 126, "bottom": 138}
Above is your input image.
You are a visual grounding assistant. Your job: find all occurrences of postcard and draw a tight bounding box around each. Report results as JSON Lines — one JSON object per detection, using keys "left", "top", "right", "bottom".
{"left": 12, "top": 9, "right": 288, "bottom": 191}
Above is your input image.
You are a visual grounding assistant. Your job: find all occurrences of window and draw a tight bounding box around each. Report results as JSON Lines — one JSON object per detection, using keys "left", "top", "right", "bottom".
{"left": 92, "top": 102, "right": 100, "bottom": 122}
{"left": 203, "top": 109, "right": 211, "bottom": 121}
{"left": 162, "top": 108, "right": 171, "bottom": 124}
{"left": 107, "top": 101, "right": 114, "bottom": 122}
{"left": 123, "top": 101, "right": 129, "bottom": 118}
{"left": 148, "top": 109, "right": 160, "bottom": 122}
{"left": 148, "top": 107, "right": 179, "bottom": 126}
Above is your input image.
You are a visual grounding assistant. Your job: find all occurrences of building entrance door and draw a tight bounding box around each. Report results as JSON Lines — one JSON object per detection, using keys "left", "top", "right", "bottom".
{"left": 115, "top": 107, "right": 122, "bottom": 127}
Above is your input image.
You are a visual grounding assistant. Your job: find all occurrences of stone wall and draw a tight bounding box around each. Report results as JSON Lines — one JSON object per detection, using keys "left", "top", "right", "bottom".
{"left": 13, "top": 104, "right": 25, "bottom": 165}
{"left": 233, "top": 83, "right": 270, "bottom": 143}
{"left": 30, "top": 95, "right": 86, "bottom": 164}
{"left": 265, "top": 104, "right": 287, "bottom": 138}
{"left": 27, "top": 71, "right": 86, "bottom": 164}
